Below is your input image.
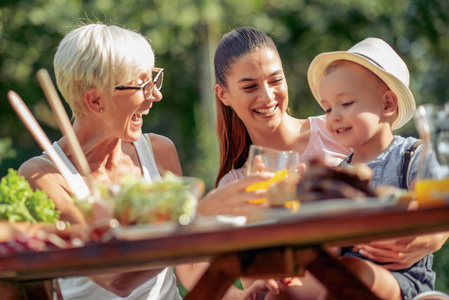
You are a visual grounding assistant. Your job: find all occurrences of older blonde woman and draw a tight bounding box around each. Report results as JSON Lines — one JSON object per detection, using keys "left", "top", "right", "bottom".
{"left": 18, "top": 23, "right": 273, "bottom": 300}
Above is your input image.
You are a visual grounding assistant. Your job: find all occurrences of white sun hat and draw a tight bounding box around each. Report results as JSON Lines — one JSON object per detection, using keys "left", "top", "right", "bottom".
{"left": 307, "top": 37, "right": 416, "bottom": 130}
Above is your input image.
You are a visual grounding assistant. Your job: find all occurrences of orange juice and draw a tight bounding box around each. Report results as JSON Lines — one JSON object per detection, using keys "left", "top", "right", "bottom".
{"left": 246, "top": 169, "right": 289, "bottom": 204}
{"left": 415, "top": 177, "right": 449, "bottom": 206}
{"left": 246, "top": 169, "right": 289, "bottom": 191}
{"left": 284, "top": 200, "right": 300, "bottom": 212}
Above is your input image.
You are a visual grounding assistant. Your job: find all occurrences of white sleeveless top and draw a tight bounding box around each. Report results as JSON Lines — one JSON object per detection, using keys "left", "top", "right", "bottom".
{"left": 51, "top": 134, "right": 181, "bottom": 300}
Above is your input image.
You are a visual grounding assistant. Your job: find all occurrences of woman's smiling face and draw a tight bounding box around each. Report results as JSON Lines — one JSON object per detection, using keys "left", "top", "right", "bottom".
{"left": 106, "top": 69, "right": 163, "bottom": 142}
{"left": 218, "top": 48, "right": 288, "bottom": 135}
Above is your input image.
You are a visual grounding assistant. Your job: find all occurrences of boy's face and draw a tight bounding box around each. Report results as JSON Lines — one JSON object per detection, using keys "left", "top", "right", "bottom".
{"left": 318, "top": 61, "right": 391, "bottom": 150}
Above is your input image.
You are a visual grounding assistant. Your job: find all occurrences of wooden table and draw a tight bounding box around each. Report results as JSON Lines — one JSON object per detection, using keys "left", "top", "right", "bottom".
{"left": 1, "top": 202, "right": 449, "bottom": 299}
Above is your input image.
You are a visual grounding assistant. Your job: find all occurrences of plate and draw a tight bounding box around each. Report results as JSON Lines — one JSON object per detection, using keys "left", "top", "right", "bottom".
{"left": 111, "top": 215, "right": 247, "bottom": 241}
{"left": 112, "top": 220, "right": 179, "bottom": 240}
{"left": 297, "top": 194, "right": 400, "bottom": 216}
{"left": 248, "top": 195, "right": 403, "bottom": 225}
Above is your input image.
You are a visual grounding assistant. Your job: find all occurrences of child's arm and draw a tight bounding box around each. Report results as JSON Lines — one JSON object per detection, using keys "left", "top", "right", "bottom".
{"left": 356, "top": 177, "right": 449, "bottom": 270}
{"left": 354, "top": 232, "right": 449, "bottom": 270}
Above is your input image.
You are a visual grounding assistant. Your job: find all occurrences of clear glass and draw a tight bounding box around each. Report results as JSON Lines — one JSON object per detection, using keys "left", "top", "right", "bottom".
{"left": 246, "top": 145, "right": 300, "bottom": 176}
{"left": 245, "top": 145, "right": 300, "bottom": 206}
{"left": 414, "top": 103, "right": 449, "bottom": 205}
{"left": 74, "top": 173, "right": 204, "bottom": 229}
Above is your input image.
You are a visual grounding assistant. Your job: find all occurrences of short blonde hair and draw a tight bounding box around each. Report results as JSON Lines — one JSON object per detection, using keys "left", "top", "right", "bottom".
{"left": 54, "top": 23, "right": 155, "bottom": 118}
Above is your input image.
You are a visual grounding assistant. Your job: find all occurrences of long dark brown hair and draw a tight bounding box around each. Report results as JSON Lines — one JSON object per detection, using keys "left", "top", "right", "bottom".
{"left": 214, "top": 27, "right": 279, "bottom": 187}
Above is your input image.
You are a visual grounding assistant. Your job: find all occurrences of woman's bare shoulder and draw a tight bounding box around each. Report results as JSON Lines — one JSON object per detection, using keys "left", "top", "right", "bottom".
{"left": 147, "top": 133, "right": 182, "bottom": 176}
{"left": 19, "top": 155, "right": 58, "bottom": 178}
{"left": 18, "top": 155, "right": 68, "bottom": 196}
{"left": 148, "top": 133, "right": 176, "bottom": 150}
{"left": 19, "top": 156, "right": 87, "bottom": 224}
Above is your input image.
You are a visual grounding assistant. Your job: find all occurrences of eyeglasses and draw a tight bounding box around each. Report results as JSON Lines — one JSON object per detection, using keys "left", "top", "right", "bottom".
{"left": 115, "top": 68, "right": 164, "bottom": 101}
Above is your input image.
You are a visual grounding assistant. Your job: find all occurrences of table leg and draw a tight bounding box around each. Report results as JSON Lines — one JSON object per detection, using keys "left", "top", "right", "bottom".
{"left": 0, "top": 279, "right": 63, "bottom": 300}
{"left": 186, "top": 246, "right": 381, "bottom": 300}
{"left": 0, "top": 280, "right": 25, "bottom": 300}
{"left": 185, "top": 247, "right": 304, "bottom": 300}
{"left": 184, "top": 254, "right": 240, "bottom": 300}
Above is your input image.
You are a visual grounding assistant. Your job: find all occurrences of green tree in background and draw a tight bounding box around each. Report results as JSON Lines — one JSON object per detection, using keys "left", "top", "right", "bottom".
{"left": 2, "top": 0, "right": 449, "bottom": 184}
{"left": 1, "top": 0, "right": 449, "bottom": 293}
{"left": 0, "top": 138, "right": 16, "bottom": 166}
{"left": 2, "top": 0, "right": 449, "bottom": 186}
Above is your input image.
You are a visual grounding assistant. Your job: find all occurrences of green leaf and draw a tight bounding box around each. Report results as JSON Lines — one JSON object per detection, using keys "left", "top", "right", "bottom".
{"left": 0, "top": 169, "right": 60, "bottom": 224}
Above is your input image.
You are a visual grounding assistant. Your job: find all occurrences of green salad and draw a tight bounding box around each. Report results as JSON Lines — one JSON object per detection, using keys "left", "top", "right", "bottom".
{"left": 0, "top": 169, "right": 60, "bottom": 223}
{"left": 87, "top": 172, "right": 201, "bottom": 226}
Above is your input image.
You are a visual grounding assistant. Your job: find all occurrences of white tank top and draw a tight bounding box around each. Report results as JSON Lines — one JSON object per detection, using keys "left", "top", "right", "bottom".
{"left": 51, "top": 134, "right": 181, "bottom": 300}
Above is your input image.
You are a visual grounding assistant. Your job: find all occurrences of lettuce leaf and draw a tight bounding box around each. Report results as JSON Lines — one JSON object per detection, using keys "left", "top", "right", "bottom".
{"left": 113, "top": 172, "right": 199, "bottom": 225}
{"left": 0, "top": 169, "right": 60, "bottom": 223}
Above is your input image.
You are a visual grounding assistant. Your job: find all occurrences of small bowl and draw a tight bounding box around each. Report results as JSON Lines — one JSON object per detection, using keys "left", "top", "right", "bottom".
{"left": 74, "top": 174, "right": 205, "bottom": 227}
{"left": 112, "top": 174, "right": 204, "bottom": 226}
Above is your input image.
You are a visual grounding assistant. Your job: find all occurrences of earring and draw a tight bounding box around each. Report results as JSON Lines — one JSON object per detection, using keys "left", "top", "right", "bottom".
{"left": 99, "top": 109, "right": 103, "bottom": 113}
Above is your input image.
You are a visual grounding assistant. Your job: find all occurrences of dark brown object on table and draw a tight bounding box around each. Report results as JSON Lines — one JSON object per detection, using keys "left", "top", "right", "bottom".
{"left": 296, "top": 158, "right": 377, "bottom": 202}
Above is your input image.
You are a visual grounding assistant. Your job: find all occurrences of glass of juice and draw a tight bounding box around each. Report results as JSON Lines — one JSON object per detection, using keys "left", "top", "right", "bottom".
{"left": 245, "top": 145, "right": 300, "bottom": 204}
{"left": 414, "top": 104, "right": 449, "bottom": 206}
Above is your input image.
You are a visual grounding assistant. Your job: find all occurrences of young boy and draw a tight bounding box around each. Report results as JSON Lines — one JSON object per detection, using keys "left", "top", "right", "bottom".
{"left": 307, "top": 37, "right": 435, "bottom": 300}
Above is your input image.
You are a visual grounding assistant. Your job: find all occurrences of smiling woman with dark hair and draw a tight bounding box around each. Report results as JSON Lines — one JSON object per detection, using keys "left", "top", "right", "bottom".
{"left": 212, "top": 26, "right": 448, "bottom": 299}
{"left": 214, "top": 27, "right": 351, "bottom": 187}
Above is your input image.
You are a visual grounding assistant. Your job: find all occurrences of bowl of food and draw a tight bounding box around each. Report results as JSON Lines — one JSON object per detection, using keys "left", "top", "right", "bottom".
{"left": 76, "top": 172, "right": 204, "bottom": 227}
{"left": 113, "top": 173, "right": 204, "bottom": 226}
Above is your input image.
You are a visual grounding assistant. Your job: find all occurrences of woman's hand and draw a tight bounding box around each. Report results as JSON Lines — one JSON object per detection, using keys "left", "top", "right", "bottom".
{"left": 251, "top": 155, "right": 266, "bottom": 173}
{"left": 197, "top": 172, "right": 274, "bottom": 216}
{"left": 243, "top": 279, "right": 285, "bottom": 300}
{"left": 354, "top": 232, "right": 449, "bottom": 270}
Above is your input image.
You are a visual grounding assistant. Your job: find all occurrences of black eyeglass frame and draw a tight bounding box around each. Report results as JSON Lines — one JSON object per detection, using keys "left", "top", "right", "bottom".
{"left": 115, "top": 68, "right": 164, "bottom": 101}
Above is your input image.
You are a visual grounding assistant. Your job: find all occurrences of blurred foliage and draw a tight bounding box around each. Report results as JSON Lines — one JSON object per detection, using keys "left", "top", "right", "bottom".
{"left": 1, "top": 0, "right": 449, "bottom": 293}
{"left": 435, "top": 241, "right": 449, "bottom": 293}
{"left": 0, "top": 138, "right": 16, "bottom": 166}
{"left": 2, "top": 0, "right": 449, "bottom": 185}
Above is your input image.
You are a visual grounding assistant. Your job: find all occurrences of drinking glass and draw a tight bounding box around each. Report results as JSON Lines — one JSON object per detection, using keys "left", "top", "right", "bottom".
{"left": 414, "top": 103, "right": 449, "bottom": 205}
{"left": 245, "top": 145, "right": 300, "bottom": 204}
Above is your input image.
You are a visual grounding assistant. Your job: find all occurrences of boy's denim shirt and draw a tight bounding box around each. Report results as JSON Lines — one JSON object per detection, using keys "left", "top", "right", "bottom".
{"left": 340, "top": 135, "right": 442, "bottom": 189}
